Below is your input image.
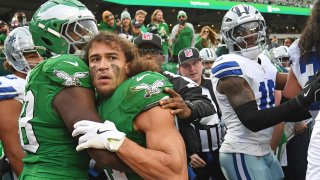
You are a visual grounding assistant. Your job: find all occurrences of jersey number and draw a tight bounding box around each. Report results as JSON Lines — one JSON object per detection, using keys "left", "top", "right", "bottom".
{"left": 259, "top": 80, "right": 275, "bottom": 109}
{"left": 19, "top": 90, "right": 39, "bottom": 153}
{"left": 104, "top": 169, "right": 128, "bottom": 180}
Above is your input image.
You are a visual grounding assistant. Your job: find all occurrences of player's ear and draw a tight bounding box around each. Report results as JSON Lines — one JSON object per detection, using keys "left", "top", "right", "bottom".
{"left": 125, "top": 61, "right": 131, "bottom": 75}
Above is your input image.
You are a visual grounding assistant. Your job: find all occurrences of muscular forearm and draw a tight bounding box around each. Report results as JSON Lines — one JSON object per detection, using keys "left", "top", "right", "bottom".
{"left": 88, "top": 149, "right": 132, "bottom": 172}
{"left": 4, "top": 148, "right": 25, "bottom": 175}
{"left": 117, "top": 138, "right": 186, "bottom": 179}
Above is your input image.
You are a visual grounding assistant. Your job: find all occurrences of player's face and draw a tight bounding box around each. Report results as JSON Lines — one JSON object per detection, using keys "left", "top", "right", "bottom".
{"left": 88, "top": 41, "right": 129, "bottom": 97}
{"left": 203, "top": 61, "right": 213, "bottom": 69}
{"left": 179, "top": 59, "right": 203, "bottom": 84}
{"left": 24, "top": 51, "right": 43, "bottom": 69}
{"left": 233, "top": 21, "right": 261, "bottom": 49}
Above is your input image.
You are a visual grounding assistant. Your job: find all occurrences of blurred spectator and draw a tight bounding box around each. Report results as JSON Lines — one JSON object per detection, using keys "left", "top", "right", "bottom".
{"left": 149, "top": 9, "right": 170, "bottom": 63}
{"left": 98, "top": 10, "right": 120, "bottom": 32}
{"left": 0, "top": 21, "right": 9, "bottom": 46}
{"left": 0, "top": 20, "right": 10, "bottom": 76}
{"left": 268, "top": 35, "right": 280, "bottom": 50}
{"left": 195, "top": 26, "right": 219, "bottom": 51}
{"left": 170, "top": 10, "right": 195, "bottom": 63}
{"left": 117, "top": 9, "right": 134, "bottom": 41}
{"left": 10, "top": 12, "right": 27, "bottom": 30}
{"left": 219, "top": 0, "right": 313, "bottom": 7}
{"left": 283, "top": 37, "right": 295, "bottom": 47}
{"left": 132, "top": 10, "right": 148, "bottom": 34}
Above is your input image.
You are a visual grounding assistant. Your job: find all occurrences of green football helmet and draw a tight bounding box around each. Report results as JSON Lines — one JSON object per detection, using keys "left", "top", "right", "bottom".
{"left": 29, "top": 0, "right": 98, "bottom": 56}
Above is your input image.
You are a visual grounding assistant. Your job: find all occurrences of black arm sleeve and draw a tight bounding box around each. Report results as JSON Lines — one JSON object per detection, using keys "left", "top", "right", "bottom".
{"left": 234, "top": 98, "right": 312, "bottom": 132}
{"left": 164, "top": 72, "right": 215, "bottom": 122}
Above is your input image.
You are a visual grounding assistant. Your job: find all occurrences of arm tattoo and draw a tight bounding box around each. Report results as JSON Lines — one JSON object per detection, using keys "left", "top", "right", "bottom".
{"left": 217, "top": 76, "right": 255, "bottom": 109}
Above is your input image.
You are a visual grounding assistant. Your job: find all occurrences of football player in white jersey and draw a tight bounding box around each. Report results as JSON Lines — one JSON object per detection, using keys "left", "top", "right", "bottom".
{"left": 211, "top": 4, "right": 320, "bottom": 180}
{"left": 282, "top": 1, "right": 320, "bottom": 179}
{"left": 0, "top": 26, "right": 43, "bottom": 178}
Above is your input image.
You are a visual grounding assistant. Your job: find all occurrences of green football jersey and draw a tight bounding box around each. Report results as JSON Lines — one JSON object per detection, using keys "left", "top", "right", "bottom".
{"left": 19, "top": 54, "right": 93, "bottom": 179}
{"left": 98, "top": 71, "right": 173, "bottom": 180}
{"left": 0, "top": 141, "right": 3, "bottom": 159}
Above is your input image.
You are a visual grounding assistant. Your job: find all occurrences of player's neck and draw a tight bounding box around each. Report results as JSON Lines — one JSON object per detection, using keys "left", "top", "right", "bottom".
{"left": 14, "top": 71, "right": 27, "bottom": 79}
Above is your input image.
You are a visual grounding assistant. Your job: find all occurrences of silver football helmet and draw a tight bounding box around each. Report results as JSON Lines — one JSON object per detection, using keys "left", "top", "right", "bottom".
{"left": 199, "top": 48, "right": 217, "bottom": 62}
{"left": 221, "top": 4, "right": 266, "bottom": 59}
{"left": 268, "top": 46, "right": 289, "bottom": 67}
{"left": 3, "top": 26, "right": 44, "bottom": 74}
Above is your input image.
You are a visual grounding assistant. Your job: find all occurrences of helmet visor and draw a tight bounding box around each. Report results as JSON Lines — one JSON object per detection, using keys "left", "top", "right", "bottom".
{"left": 231, "top": 21, "right": 264, "bottom": 49}
{"left": 64, "top": 19, "right": 98, "bottom": 44}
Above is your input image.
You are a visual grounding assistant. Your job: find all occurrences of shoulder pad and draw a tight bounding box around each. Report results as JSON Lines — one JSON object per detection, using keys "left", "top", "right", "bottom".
{"left": 211, "top": 58, "right": 242, "bottom": 79}
{"left": 126, "top": 71, "right": 172, "bottom": 110}
{"left": 42, "top": 54, "right": 92, "bottom": 88}
{"left": 0, "top": 81, "right": 18, "bottom": 100}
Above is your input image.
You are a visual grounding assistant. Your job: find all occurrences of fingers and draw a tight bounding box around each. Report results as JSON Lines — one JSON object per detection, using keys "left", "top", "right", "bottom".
{"left": 190, "top": 157, "right": 206, "bottom": 168}
{"left": 76, "top": 142, "right": 89, "bottom": 151}
{"left": 72, "top": 126, "right": 90, "bottom": 137}
{"left": 164, "top": 88, "right": 180, "bottom": 98}
{"left": 170, "top": 109, "right": 183, "bottom": 116}
{"left": 161, "top": 100, "right": 181, "bottom": 109}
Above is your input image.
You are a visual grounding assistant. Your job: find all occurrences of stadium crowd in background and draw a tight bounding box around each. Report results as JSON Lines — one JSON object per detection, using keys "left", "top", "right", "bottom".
{"left": 224, "top": 0, "right": 314, "bottom": 8}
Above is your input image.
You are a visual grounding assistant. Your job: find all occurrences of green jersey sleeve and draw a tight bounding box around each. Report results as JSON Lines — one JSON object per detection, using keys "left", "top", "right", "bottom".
{"left": 122, "top": 71, "right": 173, "bottom": 113}
{"left": 42, "top": 54, "right": 92, "bottom": 88}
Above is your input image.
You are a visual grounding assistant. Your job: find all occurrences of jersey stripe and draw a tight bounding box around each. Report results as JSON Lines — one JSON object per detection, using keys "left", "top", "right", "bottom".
{"left": 0, "top": 86, "right": 18, "bottom": 100}
{"left": 212, "top": 61, "right": 242, "bottom": 78}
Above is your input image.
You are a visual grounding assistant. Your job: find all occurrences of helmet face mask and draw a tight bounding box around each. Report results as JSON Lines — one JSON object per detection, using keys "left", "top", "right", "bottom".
{"left": 221, "top": 4, "right": 266, "bottom": 59}
{"left": 61, "top": 18, "right": 98, "bottom": 54}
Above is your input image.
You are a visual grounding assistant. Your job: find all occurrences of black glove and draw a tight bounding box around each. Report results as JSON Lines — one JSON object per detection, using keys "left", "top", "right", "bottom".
{"left": 295, "top": 71, "right": 320, "bottom": 107}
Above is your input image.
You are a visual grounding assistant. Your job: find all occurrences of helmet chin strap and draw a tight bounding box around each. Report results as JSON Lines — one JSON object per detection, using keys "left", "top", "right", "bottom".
{"left": 238, "top": 46, "right": 262, "bottom": 61}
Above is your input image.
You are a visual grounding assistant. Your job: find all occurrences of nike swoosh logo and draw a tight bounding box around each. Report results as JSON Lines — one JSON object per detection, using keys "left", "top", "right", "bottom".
{"left": 304, "top": 88, "right": 311, "bottom": 97}
{"left": 64, "top": 61, "right": 79, "bottom": 67}
{"left": 97, "top": 129, "right": 110, "bottom": 134}
{"left": 136, "top": 74, "right": 150, "bottom": 82}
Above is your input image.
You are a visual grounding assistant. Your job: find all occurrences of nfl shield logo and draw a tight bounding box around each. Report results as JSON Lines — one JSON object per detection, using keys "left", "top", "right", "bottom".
{"left": 142, "top": 33, "right": 153, "bottom": 40}
{"left": 184, "top": 49, "right": 193, "bottom": 58}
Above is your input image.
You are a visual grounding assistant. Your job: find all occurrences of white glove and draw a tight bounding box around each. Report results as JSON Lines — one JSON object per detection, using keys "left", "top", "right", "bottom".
{"left": 72, "top": 120, "right": 126, "bottom": 152}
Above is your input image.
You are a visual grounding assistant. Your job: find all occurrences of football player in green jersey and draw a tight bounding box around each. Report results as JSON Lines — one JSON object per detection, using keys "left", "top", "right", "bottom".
{"left": 18, "top": 1, "right": 128, "bottom": 179}
{"left": 72, "top": 32, "right": 188, "bottom": 179}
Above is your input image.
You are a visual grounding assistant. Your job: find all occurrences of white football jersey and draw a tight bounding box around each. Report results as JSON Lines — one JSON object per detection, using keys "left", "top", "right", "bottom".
{"left": 211, "top": 53, "right": 277, "bottom": 156}
{"left": 289, "top": 39, "right": 320, "bottom": 119}
{"left": 0, "top": 74, "right": 26, "bottom": 103}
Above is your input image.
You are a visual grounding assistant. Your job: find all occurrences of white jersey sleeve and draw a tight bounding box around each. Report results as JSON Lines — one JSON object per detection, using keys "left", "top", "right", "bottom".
{"left": 0, "top": 74, "right": 26, "bottom": 103}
